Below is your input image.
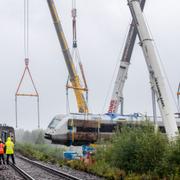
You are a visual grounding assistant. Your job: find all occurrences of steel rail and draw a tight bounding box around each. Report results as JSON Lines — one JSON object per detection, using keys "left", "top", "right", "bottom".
{"left": 17, "top": 155, "right": 82, "bottom": 180}
{"left": 10, "top": 162, "right": 35, "bottom": 180}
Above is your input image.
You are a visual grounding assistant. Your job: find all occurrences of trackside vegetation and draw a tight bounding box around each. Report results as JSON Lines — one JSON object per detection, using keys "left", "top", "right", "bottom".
{"left": 15, "top": 124, "right": 180, "bottom": 179}
{"left": 15, "top": 143, "right": 65, "bottom": 164}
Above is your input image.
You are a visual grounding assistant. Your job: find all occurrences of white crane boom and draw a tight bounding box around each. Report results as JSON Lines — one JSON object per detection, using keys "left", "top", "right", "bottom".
{"left": 127, "top": 0, "right": 178, "bottom": 138}
{"left": 108, "top": 0, "right": 146, "bottom": 114}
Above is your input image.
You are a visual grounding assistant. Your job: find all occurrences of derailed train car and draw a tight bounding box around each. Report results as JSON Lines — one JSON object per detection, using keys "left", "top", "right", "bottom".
{"left": 44, "top": 113, "right": 147, "bottom": 146}
{"left": 0, "top": 124, "right": 15, "bottom": 143}
{"left": 45, "top": 113, "right": 180, "bottom": 146}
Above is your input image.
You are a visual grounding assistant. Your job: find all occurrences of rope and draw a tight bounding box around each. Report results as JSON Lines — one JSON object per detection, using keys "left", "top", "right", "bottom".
{"left": 37, "top": 96, "right": 40, "bottom": 128}
{"left": 15, "top": 96, "right": 18, "bottom": 128}
{"left": 66, "top": 77, "right": 70, "bottom": 114}
{"left": 24, "top": 0, "right": 29, "bottom": 59}
{"left": 65, "top": 0, "right": 89, "bottom": 113}
{"left": 72, "top": 0, "right": 77, "bottom": 48}
{"left": 72, "top": 0, "right": 76, "bottom": 8}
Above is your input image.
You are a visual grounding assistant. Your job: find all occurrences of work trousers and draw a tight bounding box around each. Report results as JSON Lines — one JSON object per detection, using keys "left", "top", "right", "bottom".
{"left": 0, "top": 154, "right": 5, "bottom": 165}
{"left": 6, "top": 154, "right": 15, "bottom": 164}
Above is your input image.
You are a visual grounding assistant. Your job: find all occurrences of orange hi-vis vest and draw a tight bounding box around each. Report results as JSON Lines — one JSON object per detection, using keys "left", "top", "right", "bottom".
{"left": 0, "top": 143, "right": 4, "bottom": 154}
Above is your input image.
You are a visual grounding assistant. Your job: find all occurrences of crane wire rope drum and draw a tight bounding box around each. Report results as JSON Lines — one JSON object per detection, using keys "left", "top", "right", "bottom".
{"left": 15, "top": 0, "right": 40, "bottom": 128}
{"left": 66, "top": 0, "right": 88, "bottom": 114}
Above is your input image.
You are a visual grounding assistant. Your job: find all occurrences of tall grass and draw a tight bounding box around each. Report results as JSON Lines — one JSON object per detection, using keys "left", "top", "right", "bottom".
{"left": 16, "top": 143, "right": 65, "bottom": 164}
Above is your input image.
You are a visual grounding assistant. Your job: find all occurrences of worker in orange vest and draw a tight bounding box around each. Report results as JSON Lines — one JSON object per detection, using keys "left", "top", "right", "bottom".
{"left": 0, "top": 138, "right": 5, "bottom": 165}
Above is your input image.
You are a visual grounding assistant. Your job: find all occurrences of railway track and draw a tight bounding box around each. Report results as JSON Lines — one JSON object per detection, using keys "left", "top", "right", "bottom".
{"left": 14, "top": 155, "right": 82, "bottom": 180}
{"left": 10, "top": 162, "right": 35, "bottom": 180}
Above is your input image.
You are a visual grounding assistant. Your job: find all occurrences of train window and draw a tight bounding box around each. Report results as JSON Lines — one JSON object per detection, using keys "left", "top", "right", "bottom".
{"left": 48, "top": 118, "right": 60, "bottom": 128}
{"left": 1, "top": 131, "right": 7, "bottom": 143}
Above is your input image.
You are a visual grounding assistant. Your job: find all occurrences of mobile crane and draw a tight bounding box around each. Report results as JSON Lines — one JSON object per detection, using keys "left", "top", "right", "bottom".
{"left": 108, "top": 0, "right": 146, "bottom": 114}
{"left": 127, "top": 0, "right": 178, "bottom": 138}
{"left": 47, "top": 0, "right": 88, "bottom": 113}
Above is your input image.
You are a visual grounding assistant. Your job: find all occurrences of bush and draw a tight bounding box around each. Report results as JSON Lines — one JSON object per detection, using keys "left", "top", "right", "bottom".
{"left": 97, "top": 122, "right": 170, "bottom": 177}
{"left": 167, "top": 135, "right": 180, "bottom": 176}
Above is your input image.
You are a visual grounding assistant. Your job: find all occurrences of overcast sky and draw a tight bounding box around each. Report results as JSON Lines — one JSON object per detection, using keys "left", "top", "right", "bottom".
{"left": 0, "top": 0, "right": 179, "bottom": 130}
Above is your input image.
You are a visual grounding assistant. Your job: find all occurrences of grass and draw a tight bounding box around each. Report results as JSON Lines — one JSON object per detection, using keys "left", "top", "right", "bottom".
{"left": 15, "top": 142, "right": 65, "bottom": 164}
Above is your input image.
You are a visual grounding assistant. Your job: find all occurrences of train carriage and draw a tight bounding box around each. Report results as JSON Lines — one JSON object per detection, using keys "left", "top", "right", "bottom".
{"left": 0, "top": 124, "right": 15, "bottom": 143}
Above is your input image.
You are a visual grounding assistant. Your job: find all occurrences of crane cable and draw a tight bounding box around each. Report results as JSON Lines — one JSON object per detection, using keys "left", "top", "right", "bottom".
{"left": 66, "top": 0, "right": 88, "bottom": 113}
{"left": 15, "top": 0, "right": 40, "bottom": 128}
{"left": 72, "top": 0, "right": 77, "bottom": 49}
{"left": 24, "top": 0, "right": 29, "bottom": 59}
{"left": 72, "top": 0, "right": 88, "bottom": 98}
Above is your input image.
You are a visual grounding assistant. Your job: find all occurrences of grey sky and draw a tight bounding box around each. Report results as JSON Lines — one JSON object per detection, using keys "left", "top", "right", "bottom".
{"left": 0, "top": 0, "right": 179, "bottom": 130}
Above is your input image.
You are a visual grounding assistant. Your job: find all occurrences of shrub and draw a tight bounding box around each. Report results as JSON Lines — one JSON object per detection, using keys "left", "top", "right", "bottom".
{"left": 167, "top": 135, "right": 180, "bottom": 176}
{"left": 98, "top": 122, "right": 169, "bottom": 176}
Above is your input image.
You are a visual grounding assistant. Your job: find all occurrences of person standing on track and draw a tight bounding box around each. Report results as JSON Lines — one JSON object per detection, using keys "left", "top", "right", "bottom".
{"left": 0, "top": 138, "right": 5, "bottom": 165}
{"left": 5, "top": 137, "right": 15, "bottom": 164}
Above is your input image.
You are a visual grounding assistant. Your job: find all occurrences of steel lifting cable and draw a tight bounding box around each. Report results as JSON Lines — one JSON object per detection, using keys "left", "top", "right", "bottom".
{"left": 66, "top": 77, "right": 70, "bottom": 114}
{"left": 15, "top": 0, "right": 40, "bottom": 128}
{"left": 66, "top": 0, "right": 88, "bottom": 113}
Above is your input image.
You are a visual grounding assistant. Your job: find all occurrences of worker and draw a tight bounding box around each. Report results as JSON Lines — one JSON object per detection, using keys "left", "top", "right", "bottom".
{"left": 5, "top": 137, "right": 15, "bottom": 164}
{"left": 0, "top": 138, "right": 5, "bottom": 165}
